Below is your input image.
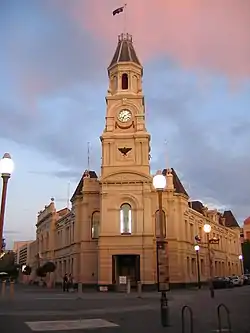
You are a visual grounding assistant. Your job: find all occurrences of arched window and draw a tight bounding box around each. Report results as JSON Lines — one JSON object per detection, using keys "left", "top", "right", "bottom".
{"left": 91, "top": 211, "right": 100, "bottom": 239}
{"left": 121, "top": 73, "right": 128, "bottom": 90}
{"left": 120, "top": 203, "right": 132, "bottom": 234}
{"left": 155, "top": 210, "right": 166, "bottom": 238}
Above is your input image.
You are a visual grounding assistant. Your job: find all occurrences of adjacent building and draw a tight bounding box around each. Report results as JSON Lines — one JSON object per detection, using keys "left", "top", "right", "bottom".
{"left": 13, "top": 240, "right": 34, "bottom": 266}
{"left": 243, "top": 217, "right": 250, "bottom": 241}
{"left": 33, "top": 33, "right": 242, "bottom": 288}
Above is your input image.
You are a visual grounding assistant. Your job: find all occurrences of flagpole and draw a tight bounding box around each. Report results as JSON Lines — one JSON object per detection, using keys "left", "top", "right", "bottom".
{"left": 123, "top": 3, "right": 127, "bottom": 33}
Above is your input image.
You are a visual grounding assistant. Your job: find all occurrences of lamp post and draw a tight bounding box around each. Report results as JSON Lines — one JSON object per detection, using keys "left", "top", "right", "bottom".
{"left": 153, "top": 171, "right": 169, "bottom": 327}
{"left": 239, "top": 254, "right": 244, "bottom": 275}
{"left": 0, "top": 153, "right": 14, "bottom": 252}
{"left": 194, "top": 245, "right": 201, "bottom": 289}
{"left": 203, "top": 223, "right": 215, "bottom": 298}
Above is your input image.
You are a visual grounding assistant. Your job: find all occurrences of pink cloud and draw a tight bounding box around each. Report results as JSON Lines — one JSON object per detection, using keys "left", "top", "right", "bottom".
{"left": 62, "top": 0, "right": 250, "bottom": 79}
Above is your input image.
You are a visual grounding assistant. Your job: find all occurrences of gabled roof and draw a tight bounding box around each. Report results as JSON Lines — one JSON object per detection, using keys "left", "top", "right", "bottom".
{"left": 162, "top": 168, "right": 188, "bottom": 196}
{"left": 71, "top": 170, "right": 98, "bottom": 202}
{"left": 108, "top": 33, "right": 141, "bottom": 69}
{"left": 223, "top": 210, "right": 240, "bottom": 228}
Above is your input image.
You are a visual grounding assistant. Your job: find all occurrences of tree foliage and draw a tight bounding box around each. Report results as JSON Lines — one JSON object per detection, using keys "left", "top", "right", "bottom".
{"left": 242, "top": 240, "right": 250, "bottom": 273}
{"left": 36, "top": 262, "right": 56, "bottom": 277}
{"left": 0, "top": 251, "right": 19, "bottom": 278}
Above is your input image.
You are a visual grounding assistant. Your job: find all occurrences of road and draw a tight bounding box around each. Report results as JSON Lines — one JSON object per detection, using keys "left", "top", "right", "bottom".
{"left": 0, "top": 284, "right": 250, "bottom": 332}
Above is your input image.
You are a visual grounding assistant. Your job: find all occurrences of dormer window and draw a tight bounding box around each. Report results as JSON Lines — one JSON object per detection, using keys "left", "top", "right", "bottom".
{"left": 121, "top": 73, "right": 128, "bottom": 90}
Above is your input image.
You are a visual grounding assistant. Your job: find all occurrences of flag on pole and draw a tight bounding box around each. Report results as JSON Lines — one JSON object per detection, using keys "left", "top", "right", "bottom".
{"left": 113, "top": 4, "right": 126, "bottom": 16}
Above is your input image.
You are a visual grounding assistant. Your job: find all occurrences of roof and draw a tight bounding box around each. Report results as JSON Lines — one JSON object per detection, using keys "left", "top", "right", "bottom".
{"left": 57, "top": 208, "right": 70, "bottom": 217}
{"left": 223, "top": 210, "right": 240, "bottom": 228}
{"left": 162, "top": 168, "right": 188, "bottom": 196}
{"left": 108, "top": 33, "right": 141, "bottom": 69}
{"left": 189, "top": 201, "right": 205, "bottom": 215}
{"left": 71, "top": 170, "right": 98, "bottom": 201}
{"left": 244, "top": 216, "right": 250, "bottom": 225}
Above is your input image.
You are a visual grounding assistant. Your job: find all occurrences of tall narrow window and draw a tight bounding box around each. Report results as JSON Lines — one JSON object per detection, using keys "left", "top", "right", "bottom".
{"left": 187, "top": 257, "right": 190, "bottom": 276}
{"left": 120, "top": 203, "right": 132, "bottom": 234}
{"left": 121, "top": 73, "right": 128, "bottom": 89}
{"left": 91, "top": 211, "right": 100, "bottom": 239}
{"left": 190, "top": 224, "right": 194, "bottom": 242}
{"left": 155, "top": 210, "right": 166, "bottom": 238}
{"left": 191, "top": 258, "right": 195, "bottom": 275}
{"left": 201, "top": 259, "right": 204, "bottom": 275}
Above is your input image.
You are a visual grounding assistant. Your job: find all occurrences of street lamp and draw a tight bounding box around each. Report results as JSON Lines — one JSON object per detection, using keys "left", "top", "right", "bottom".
{"left": 194, "top": 245, "right": 201, "bottom": 289}
{"left": 0, "top": 153, "right": 14, "bottom": 252}
{"left": 203, "top": 223, "right": 214, "bottom": 298}
{"left": 153, "top": 171, "right": 169, "bottom": 327}
{"left": 239, "top": 254, "right": 244, "bottom": 275}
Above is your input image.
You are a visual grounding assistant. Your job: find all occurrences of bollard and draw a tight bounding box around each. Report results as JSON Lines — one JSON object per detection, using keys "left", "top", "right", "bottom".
{"left": 1, "top": 280, "right": 6, "bottom": 297}
{"left": 137, "top": 281, "right": 142, "bottom": 298}
{"left": 78, "top": 283, "right": 82, "bottom": 294}
{"left": 126, "top": 278, "right": 131, "bottom": 294}
{"left": 9, "top": 281, "right": 14, "bottom": 299}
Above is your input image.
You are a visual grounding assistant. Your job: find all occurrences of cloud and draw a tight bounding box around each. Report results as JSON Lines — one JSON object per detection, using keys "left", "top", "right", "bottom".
{"left": 0, "top": 1, "right": 250, "bottom": 223}
{"left": 145, "top": 63, "right": 250, "bottom": 221}
{"left": 0, "top": 2, "right": 105, "bottom": 169}
{"left": 58, "top": 0, "right": 250, "bottom": 80}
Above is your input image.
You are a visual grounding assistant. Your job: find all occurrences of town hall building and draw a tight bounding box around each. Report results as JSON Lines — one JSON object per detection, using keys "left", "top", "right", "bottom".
{"left": 34, "top": 33, "right": 242, "bottom": 289}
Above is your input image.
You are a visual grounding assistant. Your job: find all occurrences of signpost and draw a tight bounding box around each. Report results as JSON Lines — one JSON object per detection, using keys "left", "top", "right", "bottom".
{"left": 156, "top": 240, "right": 170, "bottom": 292}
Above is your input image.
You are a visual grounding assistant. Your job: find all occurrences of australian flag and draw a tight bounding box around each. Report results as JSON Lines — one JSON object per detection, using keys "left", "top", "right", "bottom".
{"left": 113, "top": 5, "right": 125, "bottom": 16}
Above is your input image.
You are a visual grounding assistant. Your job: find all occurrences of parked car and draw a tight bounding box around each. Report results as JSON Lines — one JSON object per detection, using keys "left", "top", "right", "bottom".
{"left": 243, "top": 274, "right": 250, "bottom": 285}
{"left": 223, "top": 277, "right": 234, "bottom": 288}
{"left": 229, "top": 276, "right": 243, "bottom": 287}
{"left": 212, "top": 277, "right": 233, "bottom": 289}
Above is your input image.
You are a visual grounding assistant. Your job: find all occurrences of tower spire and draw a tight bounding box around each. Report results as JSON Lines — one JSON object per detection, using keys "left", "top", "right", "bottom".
{"left": 108, "top": 33, "right": 141, "bottom": 70}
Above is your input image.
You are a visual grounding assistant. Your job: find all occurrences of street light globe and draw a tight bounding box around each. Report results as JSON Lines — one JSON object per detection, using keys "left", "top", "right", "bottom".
{"left": 194, "top": 245, "right": 200, "bottom": 251}
{"left": 239, "top": 254, "right": 243, "bottom": 260}
{"left": 153, "top": 173, "right": 166, "bottom": 190}
{"left": 203, "top": 223, "right": 211, "bottom": 233}
{"left": 0, "top": 153, "right": 14, "bottom": 175}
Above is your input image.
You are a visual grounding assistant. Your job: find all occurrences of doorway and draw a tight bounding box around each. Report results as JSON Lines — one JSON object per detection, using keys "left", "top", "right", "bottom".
{"left": 112, "top": 254, "right": 140, "bottom": 287}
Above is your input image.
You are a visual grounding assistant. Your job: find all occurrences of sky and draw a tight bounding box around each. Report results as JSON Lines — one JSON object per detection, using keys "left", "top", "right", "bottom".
{"left": 0, "top": 0, "right": 250, "bottom": 248}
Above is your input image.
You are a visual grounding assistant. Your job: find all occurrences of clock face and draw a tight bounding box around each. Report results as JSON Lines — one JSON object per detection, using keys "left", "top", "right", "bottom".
{"left": 118, "top": 109, "right": 132, "bottom": 122}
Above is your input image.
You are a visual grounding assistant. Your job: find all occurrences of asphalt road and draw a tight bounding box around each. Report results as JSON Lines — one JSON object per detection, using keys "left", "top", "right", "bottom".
{"left": 0, "top": 284, "right": 250, "bottom": 332}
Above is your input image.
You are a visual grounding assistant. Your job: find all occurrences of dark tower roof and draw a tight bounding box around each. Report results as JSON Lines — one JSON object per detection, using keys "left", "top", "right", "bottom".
{"left": 108, "top": 33, "right": 141, "bottom": 69}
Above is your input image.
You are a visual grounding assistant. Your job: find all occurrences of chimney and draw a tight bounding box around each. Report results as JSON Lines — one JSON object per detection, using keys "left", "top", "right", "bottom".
{"left": 166, "top": 168, "right": 174, "bottom": 190}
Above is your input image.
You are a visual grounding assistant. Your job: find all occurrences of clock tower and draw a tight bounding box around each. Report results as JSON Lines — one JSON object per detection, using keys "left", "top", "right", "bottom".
{"left": 100, "top": 33, "right": 151, "bottom": 178}
{"left": 98, "top": 34, "right": 153, "bottom": 287}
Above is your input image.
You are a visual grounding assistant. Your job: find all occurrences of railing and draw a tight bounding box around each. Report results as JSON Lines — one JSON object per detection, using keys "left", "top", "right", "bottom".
{"left": 181, "top": 305, "right": 194, "bottom": 333}
{"left": 181, "top": 303, "right": 232, "bottom": 333}
{"left": 217, "top": 303, "right": 232, "bottom": 333}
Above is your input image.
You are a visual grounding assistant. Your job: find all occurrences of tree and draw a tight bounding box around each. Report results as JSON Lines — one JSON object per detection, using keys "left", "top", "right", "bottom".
{"left": 0, "top": 251, "right": 19, "bottom": 279}
{"left": 42, "top": 262, "right": 56, "bottom": 273}
{"left": 36, "top": 266, "right": 46, "bottom": 278}
{"left": 242, "top": 240, "right": 250, "bottom": 273}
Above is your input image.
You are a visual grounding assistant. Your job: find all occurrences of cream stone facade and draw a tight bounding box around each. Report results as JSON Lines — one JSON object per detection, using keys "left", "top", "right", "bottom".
{"left": 33, "top": 33, "right": 242, "bottom": 288}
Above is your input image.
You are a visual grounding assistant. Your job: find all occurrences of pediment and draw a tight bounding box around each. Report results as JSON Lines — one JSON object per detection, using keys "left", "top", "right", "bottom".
{"left": 101, "top": 171, "right": 152, "bottom": 183}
